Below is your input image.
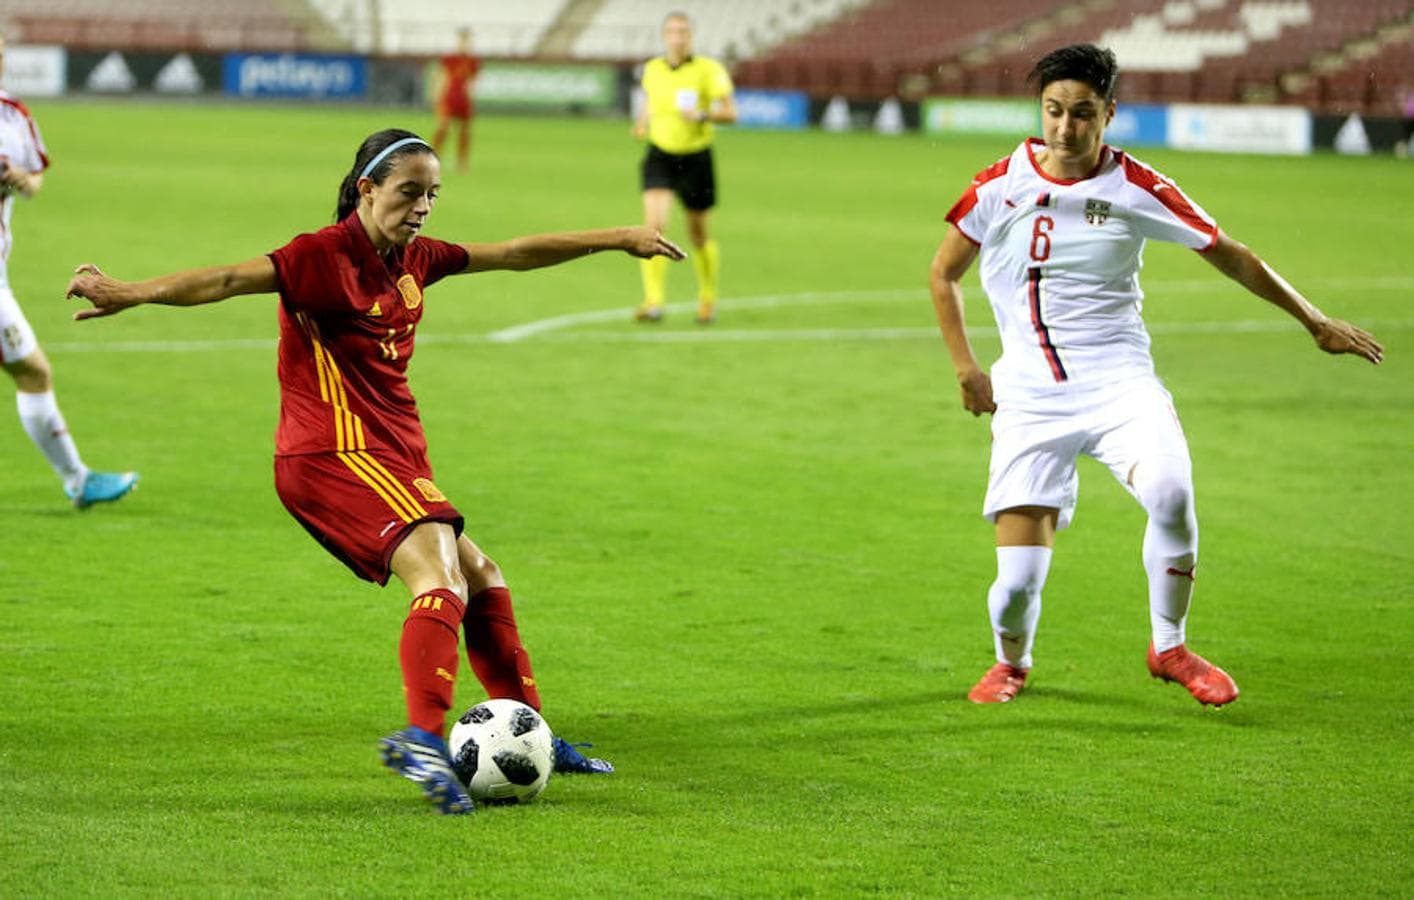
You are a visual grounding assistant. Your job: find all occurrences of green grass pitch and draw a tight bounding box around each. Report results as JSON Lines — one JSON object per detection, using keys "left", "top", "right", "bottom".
{"left": 1, "top": 100, "right": 1410, "bottom": 896}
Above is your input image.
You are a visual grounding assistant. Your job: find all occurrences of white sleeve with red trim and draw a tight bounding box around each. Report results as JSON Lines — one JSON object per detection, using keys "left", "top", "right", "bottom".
{"left": 1119, "top": 153, "right": 1216, "bottom": 250}
{"left": 944, "top": 154, "right": 1011, "bottom": 247}
{"left": 0, "top": 93, "right": 49, "bottom": 174}
{"left": 20, "top": 112, "right": 49, "bottom": 174}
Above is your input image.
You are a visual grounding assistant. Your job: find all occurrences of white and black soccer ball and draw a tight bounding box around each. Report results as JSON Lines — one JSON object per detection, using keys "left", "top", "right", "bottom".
{"left": 448, "top": 699, "right": 554, "bottom": 804}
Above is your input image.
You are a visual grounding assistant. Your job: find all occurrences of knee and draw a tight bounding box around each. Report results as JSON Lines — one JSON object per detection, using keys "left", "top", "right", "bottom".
{"left": 432, "top": 564, "right": 469, "bottom": 604}
{"left": 1134, "top": 463, "right": 1194, "bottom": 528}
{"left": 461, "top": 551, "right": 505, "bottom": 594}
{"left": 7, "top": 354, "right": 52, "bottom": 393}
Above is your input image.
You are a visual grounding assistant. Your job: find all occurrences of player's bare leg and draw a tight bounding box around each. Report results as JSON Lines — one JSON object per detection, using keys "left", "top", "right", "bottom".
{"left": 686, "top": 209, "right": 719, "bottom": 324}
{"left": 636, "top": 189, "right": 673, "bottom": 321}
{"left": 969, "top": 507, "right": 1057, "bottom": 703}
{"left": 455, "top": 118, "right": 471, "bottom": 173}
{"left": 431, "top": 114, "right": 451, "bottom": 159}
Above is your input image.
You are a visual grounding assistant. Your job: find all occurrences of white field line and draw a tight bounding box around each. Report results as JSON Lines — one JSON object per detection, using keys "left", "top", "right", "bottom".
{"left": 44, "top": 279, "right": 1414, "bottom": 354}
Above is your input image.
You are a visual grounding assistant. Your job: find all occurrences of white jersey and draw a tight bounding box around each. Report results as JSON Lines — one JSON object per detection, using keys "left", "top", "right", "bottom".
{"left": 0, "top": 90, "right": 50, "bottom": 268}
{"left": 947, "top": 138, "right": 1217, "bottom": 405}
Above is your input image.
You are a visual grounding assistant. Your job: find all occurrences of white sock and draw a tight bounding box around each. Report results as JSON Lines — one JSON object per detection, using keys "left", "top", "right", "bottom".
{"left": 987, "top": 545, "right": 1053, "bottom": 669}
{"left": 16, "top": 390, "right": 86, "bottom": 492}
{"left": 1134, "top": 458, "right": 1198, "bottom": 654}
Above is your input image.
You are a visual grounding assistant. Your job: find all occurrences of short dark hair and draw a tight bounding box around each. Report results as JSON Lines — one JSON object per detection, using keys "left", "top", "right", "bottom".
{"left": 1027, "top": 44, "right": 1119, "bottom": 102}
{"left": 334, "top": 128, "right": 436, "bottom": 222}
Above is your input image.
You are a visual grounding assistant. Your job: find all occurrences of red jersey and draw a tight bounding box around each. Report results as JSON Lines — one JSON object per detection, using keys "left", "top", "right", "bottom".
{"left": 268, "top": 213, "right": 469, "bottom": 461}
{"left": 438, "top": 54, "right": 480, "bottom": 117}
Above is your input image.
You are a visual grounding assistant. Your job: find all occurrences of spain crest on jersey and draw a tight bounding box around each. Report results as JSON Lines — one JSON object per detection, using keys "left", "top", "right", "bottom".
{"left": 1084, "top": 199, "right": 1111, "bottom": 225}
{"left": 396, "top": 274, "right": 423, "bottom": 310}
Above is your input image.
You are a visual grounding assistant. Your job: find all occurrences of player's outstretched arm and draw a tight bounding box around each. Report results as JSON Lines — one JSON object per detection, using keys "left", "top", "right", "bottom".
{"left": 66, "top": 257, "right": 278, "bottom": 321}
{"left": 1201, "top": 232, "right": 1384, "bottom": 364}
{"left": 930, "top": 225, "right": 995, "bottom": 416}
{"left": 461, "top": 226, "right": 685, "bottom": 274}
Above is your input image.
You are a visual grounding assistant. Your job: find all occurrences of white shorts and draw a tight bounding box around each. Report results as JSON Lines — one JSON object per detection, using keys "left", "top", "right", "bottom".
{"left": 983, "top": 376, "right": 1192, "bottom": 529}
{"left": 0, "top": 281, "right": 39, "bottom": 364}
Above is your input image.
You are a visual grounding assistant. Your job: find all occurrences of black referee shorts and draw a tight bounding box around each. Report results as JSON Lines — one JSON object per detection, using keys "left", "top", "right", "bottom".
{"left": 641, "top": 144, "right": 717, "bottom": 211}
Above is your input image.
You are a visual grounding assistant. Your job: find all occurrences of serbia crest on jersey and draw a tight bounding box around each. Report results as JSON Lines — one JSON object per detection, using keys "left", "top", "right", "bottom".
{"left": 946, "top": 138, "right": 1218, "bottom": 403}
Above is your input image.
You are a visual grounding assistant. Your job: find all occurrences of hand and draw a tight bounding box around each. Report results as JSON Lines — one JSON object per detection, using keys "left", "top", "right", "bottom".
{"left": 622, "top": 227, "right": 686, "bottom": 261}
{"left": 631, "top": 122, "right": 647, "bottom": 141}
{"left": 0, "top": 158, "right": 21, "bottom": 192}
{"left": 66, "top": 264, "right": 138, "bottom": 320}
{"left": 958, "top": 368, "right": 996, "bottom": 416}
{"left": 1312, "top": 318, "right": 1384, "bottom": 364}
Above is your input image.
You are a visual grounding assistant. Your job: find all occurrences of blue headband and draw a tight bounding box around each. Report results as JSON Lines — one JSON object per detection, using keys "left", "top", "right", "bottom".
{"left": 359, "top": 137, "right": 430, "bottom": 180}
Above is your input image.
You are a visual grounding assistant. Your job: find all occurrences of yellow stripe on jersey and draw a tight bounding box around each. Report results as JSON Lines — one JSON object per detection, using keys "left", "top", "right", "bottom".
{"left": 294, "top": 313, "right": 431, "bottom": 524}
{"left": 642, "top": 55, "right": 733, "bottom": 155}
{"left": 338, "top": 452, "right": 418, "bottom": 523}
{"left": 298, "top": 313, "right": 367, "bottom": 453}
{"left": 350, "top": 450, "right": 428, "bottom": 518}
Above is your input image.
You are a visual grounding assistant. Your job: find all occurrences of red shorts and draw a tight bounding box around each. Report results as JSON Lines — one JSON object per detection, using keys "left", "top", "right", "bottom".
{"left": 438, "top": 94, "right": 474, "bottom": 120}
{"left": 274, "top": 450, "right": 463, "bottom": 585}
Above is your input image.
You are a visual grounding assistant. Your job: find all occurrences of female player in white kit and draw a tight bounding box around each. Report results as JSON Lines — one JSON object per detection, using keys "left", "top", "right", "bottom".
{"left": 0, "top": 32, "right": 135, "bottom": 508}
{"left": 930, "top": 44, "right": 1383, "bottom": 706}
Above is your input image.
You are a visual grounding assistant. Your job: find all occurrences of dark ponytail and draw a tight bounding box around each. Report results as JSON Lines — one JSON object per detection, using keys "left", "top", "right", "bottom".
{"left": 334, "top": 128, "right": 436, "bottom": 222}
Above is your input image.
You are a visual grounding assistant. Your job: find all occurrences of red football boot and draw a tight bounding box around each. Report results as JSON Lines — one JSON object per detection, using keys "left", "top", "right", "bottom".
{"left": 968, "top": 662, "right": 1029, "bottom": 703}
{"left": 1147, "top": 643, "right": 1239, "bottom": 707}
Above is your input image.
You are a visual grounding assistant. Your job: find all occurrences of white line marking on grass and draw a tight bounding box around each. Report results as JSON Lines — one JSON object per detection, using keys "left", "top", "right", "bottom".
{"left": 44, "top": 279, "right": 1414, "bottom": 353}
{"left": 484, "top": 288, "right": 917, "bottom": 342}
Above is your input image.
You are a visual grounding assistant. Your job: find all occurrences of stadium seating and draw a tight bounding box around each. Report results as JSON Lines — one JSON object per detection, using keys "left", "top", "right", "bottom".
{"left": 8, "top": 0, "right": 1409, "bottom": 117}
{"left": 567, "top": 0, "right": 873, "bottom": 61}
{"left": 302, "top": 0, "right": 570, "bottom": 56}
{"left": 5, "top": 0, "right": 311, "bottom": 51}
{"left": 729, "top": 0, "right": 1413, "bottom": 115}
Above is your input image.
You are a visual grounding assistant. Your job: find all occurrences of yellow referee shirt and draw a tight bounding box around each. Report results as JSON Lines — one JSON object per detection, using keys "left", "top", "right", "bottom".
{"left": 641, "top": 55, "right": 734, "bottom": 155}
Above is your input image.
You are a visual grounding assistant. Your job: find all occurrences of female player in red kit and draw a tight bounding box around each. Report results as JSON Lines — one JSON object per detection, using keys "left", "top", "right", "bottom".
{"left": 432, "top": 28, "right": 480, "bottom": 172}
{"left": 67, "top": 129, "right": 684, "bottom": 814}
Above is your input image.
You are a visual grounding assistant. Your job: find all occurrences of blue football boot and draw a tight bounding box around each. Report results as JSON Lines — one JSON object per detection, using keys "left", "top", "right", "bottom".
{"left": 67, "top": 470, "right": 139, "bottom": 510}
{"left": 379, "top": 726, "right": 475, "bottom": 815}
{"left": 552, "top": 736, "right": 614, "bottom": 774}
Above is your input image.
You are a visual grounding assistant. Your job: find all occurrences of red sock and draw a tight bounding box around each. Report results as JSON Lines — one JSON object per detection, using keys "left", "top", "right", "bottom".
{"left": 464, "top": 586, "right": 541, "bottom": 711}
{"left": 399, "top": 588, "right": 465, "bottom": 737}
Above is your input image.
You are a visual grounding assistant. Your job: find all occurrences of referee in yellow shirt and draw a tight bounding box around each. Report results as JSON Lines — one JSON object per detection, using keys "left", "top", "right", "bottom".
{"left": 632, "top": 11, "right": 737, "bottom": 324}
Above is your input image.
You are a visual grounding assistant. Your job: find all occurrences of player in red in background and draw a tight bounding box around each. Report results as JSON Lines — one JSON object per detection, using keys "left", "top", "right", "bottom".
{"left": 432, "top": 28, "right": 480, "bottom": 173}
{"left": 930, "top": 45, "right": 1383, "bottom": 708}
{"left": 66, "top": 129, "right": 685, "bottom": 814}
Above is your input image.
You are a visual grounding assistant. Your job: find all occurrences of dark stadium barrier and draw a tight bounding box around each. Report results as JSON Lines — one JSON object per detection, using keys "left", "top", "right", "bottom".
{"left": 1313, "top": 114, "right": 1408, "bottom": 155}
{"left": 808, "top": 96, "right": 922, "bottom": 132}
{"left": 66, "top": 50, "right": 221, "bottom": 96}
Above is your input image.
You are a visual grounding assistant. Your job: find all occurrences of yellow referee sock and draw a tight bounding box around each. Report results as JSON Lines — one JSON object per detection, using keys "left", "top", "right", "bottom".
{"left": 692, "top": 239, "right": 720, "bottom": 304}
{"left": 640, "top": 255, "right": 668, "bottom": 308}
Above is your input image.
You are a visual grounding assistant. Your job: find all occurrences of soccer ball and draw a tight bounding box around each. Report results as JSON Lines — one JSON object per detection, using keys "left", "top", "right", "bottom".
{"left": 448, "top": 699, "right": 554, "bottom": 804}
